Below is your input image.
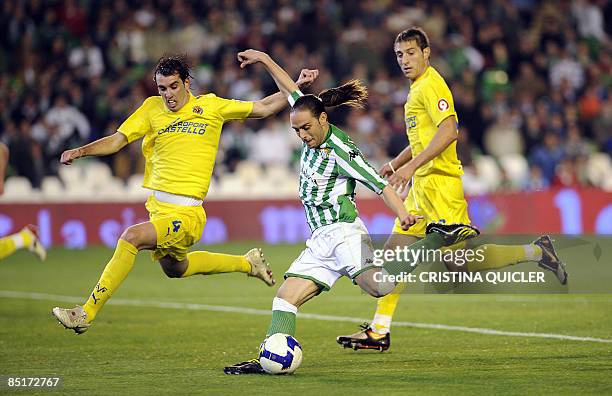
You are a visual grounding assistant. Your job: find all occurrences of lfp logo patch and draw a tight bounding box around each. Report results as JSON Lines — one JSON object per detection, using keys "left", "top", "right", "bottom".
{"left": 437, "top": 99, "right": 449, "bottom": 112}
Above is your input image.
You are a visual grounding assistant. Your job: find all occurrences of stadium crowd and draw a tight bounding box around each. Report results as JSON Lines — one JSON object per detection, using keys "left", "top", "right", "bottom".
{"left": 1, "top": 0, "right": 611, "bottom": 196}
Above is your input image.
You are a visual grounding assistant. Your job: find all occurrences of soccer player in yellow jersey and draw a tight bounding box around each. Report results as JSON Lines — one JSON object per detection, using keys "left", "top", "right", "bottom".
{"left": 51, "top": 55, "right": 318, "bottom": 334}
{"left": 0, "top": 224, "right": 46, "bottom": 262}
{"left": 0, "top": 143, "right": 47, "bottom": 262}
{"left": 337, "top": 27, "right": 568, "bottom": 351}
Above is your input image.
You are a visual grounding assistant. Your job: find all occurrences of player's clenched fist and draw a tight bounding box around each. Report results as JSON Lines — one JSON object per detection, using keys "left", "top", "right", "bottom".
{"left": 399, "top": 213, "right": 423, "bottom": 231}
{"left": 379, "top": 162, "right": 395, "bottom": 178}
{"left": 60, "top": 148, "right": 82, "bottom": 165}
{"left": 237, "top": 49, "right": 269, "bottom": 68}
{"left": 297, "top": 69, "right": 319, "bottom": 89}
{"left": 388, "top": 163, "right": 416, "bottom": 190}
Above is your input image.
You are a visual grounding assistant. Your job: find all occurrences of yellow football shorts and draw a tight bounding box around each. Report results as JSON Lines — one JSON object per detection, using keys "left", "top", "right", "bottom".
{"left": 392, "top": 174, "right": 470, "bottom": 237}
{"left": 145, "top": 195, "right": 206, "bottom": 261}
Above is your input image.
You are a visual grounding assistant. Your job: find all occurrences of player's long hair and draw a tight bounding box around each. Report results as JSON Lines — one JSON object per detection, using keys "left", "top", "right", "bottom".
{"left": 292, "top": 79, "right": 368, "bottom": 118}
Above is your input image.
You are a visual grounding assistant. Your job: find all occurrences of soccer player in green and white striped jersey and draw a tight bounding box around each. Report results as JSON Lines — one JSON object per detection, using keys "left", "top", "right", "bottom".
{"left": 297, "top": 112, "right": 390, "bottom": 232}
{"left": 224, "top": 49, "right": 445, "bottom": 374}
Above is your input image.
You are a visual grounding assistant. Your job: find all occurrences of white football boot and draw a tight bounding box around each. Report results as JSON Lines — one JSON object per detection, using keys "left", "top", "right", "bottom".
{"left": 245, "top": 248, "right": 275, "bottom": 286}
{"left": 52, "top": 305, "right": 91, "bottom": 334}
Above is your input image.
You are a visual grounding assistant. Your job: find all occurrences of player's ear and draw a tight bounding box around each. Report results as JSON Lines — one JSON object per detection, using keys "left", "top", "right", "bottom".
{"left": 423, "top": 47, "right": 431, "bottom": 62}
{"left": 184, "top": 77, "right": 191, "bottom": 90}
{"left": 319, "top": 111, "right": 328, "bottom": 125}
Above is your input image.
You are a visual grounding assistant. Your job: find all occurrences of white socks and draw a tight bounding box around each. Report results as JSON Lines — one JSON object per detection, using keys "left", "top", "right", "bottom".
{"left": 272, "top": 297, "right": 298, "bottom": 314}
{"left": 371, "top": 313, "right": 392, "bottom": 335}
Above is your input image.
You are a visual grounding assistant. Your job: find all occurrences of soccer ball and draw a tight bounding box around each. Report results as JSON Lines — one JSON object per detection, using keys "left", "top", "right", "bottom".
{"left": 259, "top": 333, "right": 303, "bottom": 374}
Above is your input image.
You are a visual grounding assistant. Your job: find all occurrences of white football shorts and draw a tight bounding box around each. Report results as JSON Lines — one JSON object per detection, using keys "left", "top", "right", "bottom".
{"left": 284, "top": 217, "right": 376, "bottom": 291}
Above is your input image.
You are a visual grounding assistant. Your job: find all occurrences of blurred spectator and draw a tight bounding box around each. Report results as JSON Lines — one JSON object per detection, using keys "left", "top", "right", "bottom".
{"left": 513, "top": 62, "right": 547, "bottom": 100}
{"left": 483, "top": 112, "right": 524, "bottom": 157}
{"left": 250, "top": 118, "right": 298, "bottom": 168}
{"left": 220, "top": 121, "right": 255, "bottom": 173}
{"left": 44, "top": 95, "right": 90, "bottom": 147}
{"left": 68, "top": 37, "right": 105, "bottom": 78}
{"left": 523, "top": 164, "right": 550, "bottom": 191}
{"left": 5, "top": 121, "right": 45, "bottom": 188}
{"left": 565, "top": 124, "right": 593, "bottom": 158}
{"left": 593, "top": 95, "right": 612, "bottom": 155}
{"left": 0, "top": 0, "right": 610, "bottom": 194}
{"left": 549, "top": 48, "right": 585, "bottom": 93}
{"left": 529, "top": 132, "right": 566, "bottom": 184}
{"left": 552, "top": 157, "right": 584, "bottom": 188}
{"left": 572, "top": 0, "right": 609, "bottom": 42}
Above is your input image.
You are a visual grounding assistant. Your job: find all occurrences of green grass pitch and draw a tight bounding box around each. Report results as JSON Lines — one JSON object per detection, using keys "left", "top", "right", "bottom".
{"left": 0, "top": 242, "right": 611, "bottom": 395}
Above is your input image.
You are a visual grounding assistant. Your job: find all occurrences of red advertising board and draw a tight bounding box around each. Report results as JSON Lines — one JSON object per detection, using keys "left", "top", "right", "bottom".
{"left": 0, "top": 188, "right": 610, "bottom": 248}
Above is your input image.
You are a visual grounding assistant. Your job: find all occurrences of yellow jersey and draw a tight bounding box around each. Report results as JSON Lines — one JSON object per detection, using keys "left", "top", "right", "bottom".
{"left": 118, "top": 92, "right": 253, "bottom": 200}
{"left": 404, "top": 66, "right": 463, "bottom": 178}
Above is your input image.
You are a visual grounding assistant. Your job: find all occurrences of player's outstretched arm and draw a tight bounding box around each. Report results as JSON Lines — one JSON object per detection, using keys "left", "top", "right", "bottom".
{"left": 238, "top": 49, "right": 300, "bottom": 97}
{"left": 237, "top": 49, "right": 319, "bottom": 119}
{"left": 244, "top": 68, "right": 318, "bottom": 118}
{"left": 239, "top": 50, "right": 319, "bottom": 118}
{"left": 380, "top": 184, "right": 422, "bottom": 230}
{"left": 60, "top": 132, "right": 128, "bottom": 165}
{"left": 388, "top": 116, "right": 457, "bottom": 189}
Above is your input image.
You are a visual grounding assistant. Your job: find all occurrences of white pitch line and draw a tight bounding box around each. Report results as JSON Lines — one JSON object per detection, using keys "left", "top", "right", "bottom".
{"left": 1, "top": 290, "right": 611, "bottom": 344}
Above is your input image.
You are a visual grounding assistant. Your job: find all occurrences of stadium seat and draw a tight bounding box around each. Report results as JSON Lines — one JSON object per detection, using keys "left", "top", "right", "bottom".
{"left": 276, "top": 176, "right": 299, "bottom": 197}
{"left": 217, "top": 174, "right": 249, "bottom": 197}
{"left": 58, "top": 164, "right": 84, "bottom": 190}
{"left": 499, "top": 154, "right": 529, "bottom": 188}
{"left": 601, "top": 175, "right": 612, "bottom": 192}
{"left": 586, "top": 152, "right": 611, "bottom": 187}
{"left": 84, "top": 161, "right": 113, "bottom": 190}
{"left": 41, "top": 176, "right": 65, "bottom": 200}
{"left": 206, "top": 177, "right": 220, "bottom": 199}
{"left": 474, "top": 155, "right": 501, "bottom": 192}
{"left": 126, "top": 174, "right": 150, "bottom": 200}
{"left": 249, "top": 178, "right": 277, "bottom": 198}
{"left": 265, "top": 164, "right": 292, "bottom": 183}
{"left": 96, "top": 178, "right": 127, "bottom": 200}
{"left": 461, "top": 167, "right": 490, "bottom": 196}
{"left": 235, "top": 161, "right": 263, "bottom": 183}
{"left": 1, "top": 177, "right": 34, "bottom": 200}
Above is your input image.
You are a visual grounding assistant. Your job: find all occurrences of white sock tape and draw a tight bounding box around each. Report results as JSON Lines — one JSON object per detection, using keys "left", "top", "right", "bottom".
{"left": 272, "top": 297, "right": 298, "bottom": 314}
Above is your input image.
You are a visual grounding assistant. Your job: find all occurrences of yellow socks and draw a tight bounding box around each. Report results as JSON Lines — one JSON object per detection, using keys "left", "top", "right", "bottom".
{"left": 83, "top": 239, "right": 138, "bottom": 322}
{"left": 181, "top": 251, "right": 250, "bottom": 277}
{"left": 0, "top": 236, "right": 18, "bottom": 260}
{"left": 466, "top": 244, "right": 542, "bottom": 272}
{"left": 369, "top": 243, "right": 543, "bottom": 334}
{"left": 0, "top": 229, "right": 33, "bottom": 260}
{"left": 371, "top": 282, "right": 406, "bottom": 334}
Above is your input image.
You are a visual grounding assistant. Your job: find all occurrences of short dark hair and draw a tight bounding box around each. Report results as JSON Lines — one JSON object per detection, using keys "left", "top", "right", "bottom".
{"left": 395, "top": 27, "right": 429, "bottom": 50}
{"left": 292, "top": 80, "right": 368, "bottom": 118}
{"left": 154, "top": 55, "right": 192, "bottom": 82}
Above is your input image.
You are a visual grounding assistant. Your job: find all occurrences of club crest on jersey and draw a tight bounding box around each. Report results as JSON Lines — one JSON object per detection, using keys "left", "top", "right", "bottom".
{"left": 321, "top": 148, "right": 331, "bottom": 158}
{"left": 437, "top": 99, "right": 450, "bottom": 112}
{"left": 406, "top": 115, "right": 417, "bottom": 129}
{"left": 193, "top": 106, "right": 203, "bottom": 115}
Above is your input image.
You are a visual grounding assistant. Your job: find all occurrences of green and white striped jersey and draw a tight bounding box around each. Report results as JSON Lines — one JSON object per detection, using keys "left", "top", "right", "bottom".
{"left": 299, "top": 123, "right": 387, "bottom": 232}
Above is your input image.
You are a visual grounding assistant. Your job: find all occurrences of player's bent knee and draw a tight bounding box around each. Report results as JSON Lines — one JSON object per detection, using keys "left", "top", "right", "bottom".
{"left": 119, "top": 223, "right": 157, "bottom": 250}
{"left": 355, "top": 269, "right": 396, "bottom": 298}
{"left": 276, "top": 277, "right": 320, "bottom": 308}
{"left": 119, "top": 227, "right": 141, "bottom": 247}
{"left": 275, "top": 288, "right": 301, "bottom": 307}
